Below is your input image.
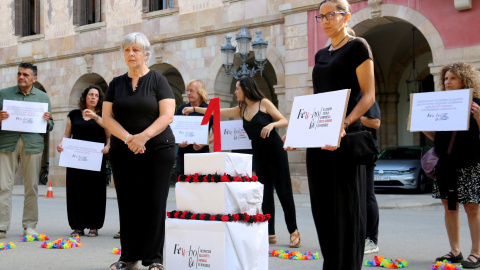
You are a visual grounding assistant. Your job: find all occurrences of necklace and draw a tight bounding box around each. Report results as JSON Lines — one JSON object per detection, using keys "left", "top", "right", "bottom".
{"left": 330, "top": 35, "right": 349, "bottom": 50}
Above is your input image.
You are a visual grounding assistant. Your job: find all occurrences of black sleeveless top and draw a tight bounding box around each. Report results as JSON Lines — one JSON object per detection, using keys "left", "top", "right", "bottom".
{"left": 242, "top": 100, "right": 276, "bottom": 140}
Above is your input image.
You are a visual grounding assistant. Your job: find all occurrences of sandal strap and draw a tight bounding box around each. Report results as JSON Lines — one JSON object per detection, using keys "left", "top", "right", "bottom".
{"left": 148, "top": 263, "right": 164, "bottom": 270}
{"left": 467, "top": 254, "right": 480, "bottom": 262}
{"left": 110, "top": 261, "right": 127, "bottom": 270}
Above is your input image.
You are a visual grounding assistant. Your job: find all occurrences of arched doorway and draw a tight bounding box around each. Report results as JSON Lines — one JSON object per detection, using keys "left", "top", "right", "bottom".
{"left": 354, "top": 19, "right": 432, "bottom": 149}
{"left": 149, "top": 64, "right": 185, "bottom": 110}
{"left": 70, "top": 73, "right": 108, "bottom": 108}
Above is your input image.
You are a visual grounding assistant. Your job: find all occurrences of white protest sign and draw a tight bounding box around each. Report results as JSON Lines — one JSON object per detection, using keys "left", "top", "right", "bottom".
{"left": 284, "top": 89, "right": 350, "bottom": 148}
{"left": 170, "top": 115, "right": 209, "bottom": 144}
{"left": 409, "top": 89, "right": 473, "bottom": 132}
{"left": 58, "top": 138, "right": 104, "bottom": 172}
{"left": 1, "top": 100, "right": 48, "bottom": 133}
{"left": 220, "top": 120, "right": 252, "bottom": 150}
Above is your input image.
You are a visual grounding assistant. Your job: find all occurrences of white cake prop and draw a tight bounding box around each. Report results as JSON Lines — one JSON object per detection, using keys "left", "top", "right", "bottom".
{"left": 165, "top": 219, "right": 268, "bottom": 270}
{"left": 175, "top": 182, "right": 263, "bottom": 215}
{"left": 184, "top": 152, "right": 252, "bottom": 177}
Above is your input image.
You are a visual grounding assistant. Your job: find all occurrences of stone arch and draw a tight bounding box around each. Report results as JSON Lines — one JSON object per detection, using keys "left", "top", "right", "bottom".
{"left": 149, "top": 63, "right": 186, "bottom": 108}
{"left": 69, "top": 73, "right": 108, "bottom": 109}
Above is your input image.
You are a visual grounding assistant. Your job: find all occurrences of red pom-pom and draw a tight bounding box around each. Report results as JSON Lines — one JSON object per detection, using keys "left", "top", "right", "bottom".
{"left": 251, "top": 175, "right": 258, "bottom": 182}
{"left": 210, "top": 215, "right": 216, "bottom": 221}
{"left": 220, "top": 173, "right": 229, "bottom": 182}
{"left": 202, "top": 175, "right": 208, "bottom": 182}
{"left": 174, "top": 212, "right": 180, "bottom": 218}
{"left": 185, "top": 175, "right": 191, "bottom": 182}
{"left": 177, "top": 175, "right": 181, "bottom": 182}
{"left": 232, "top": 214, "right": 240, "bottom": 221}
{"left": 243, "top": 213, "right": 250, "bottom": 221}
{"left": 167, "top": 212, "right": 171, "bottom": 218}
{"left": 221, "top": 215, "right": 229, "bottom": 221}
{"left": 233, "top": 176, "right": 242, "bottom": 182}
{"left": 265, "top": 214, "right": 271, "bottom": 221}
{"left": 191, "top": 214, "right": 197, "bottom": 220}
{"left": 199, "top": 214, "right": 206, "bottom": 220}
{"left": 193, "top": 173, "right": 199, "bottom": 182}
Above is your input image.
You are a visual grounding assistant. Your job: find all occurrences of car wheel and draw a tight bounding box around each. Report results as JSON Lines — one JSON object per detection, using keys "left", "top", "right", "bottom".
{"left": 416, "top": 172, "right": 426, "bottom": 193}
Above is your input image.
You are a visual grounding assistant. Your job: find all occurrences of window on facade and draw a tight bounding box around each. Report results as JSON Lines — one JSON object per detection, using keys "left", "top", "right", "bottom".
{"left": 15, "top": 0, "right": 40, "bottom": 37}
{"left": 74, "top": 0, "right": 101, "bottom": 26}
{"left": 143, "top": 0, "right": 173, "bottom": 12}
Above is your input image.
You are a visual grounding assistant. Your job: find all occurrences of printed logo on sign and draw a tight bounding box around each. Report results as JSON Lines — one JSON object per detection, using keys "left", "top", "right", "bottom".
{"left": 224, "top": 128, "right": 248, "bottom": 140}
{"left": 179, "top": 131, "right": 195, "bottom": 137}
{"left": 297, "top": 107, "right": 333, "bottom": 129}
{"left": 72, "top": 154, "right": 87, "bottom": 162}
{"left": 16, "top": 117, "right": 33, "bottom": 124}
{"left": 173, "top": 244, "right": 212, "bottom": 268}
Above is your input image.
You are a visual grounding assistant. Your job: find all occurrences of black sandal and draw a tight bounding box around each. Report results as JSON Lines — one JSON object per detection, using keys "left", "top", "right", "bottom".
{"left": 70, "top": 230, "right": 84, "bottom": 237}
{"left": 148, "top": 263, "right": 164, "bottom": 270}
{"left": 435, "top": 251, "right": 463, "bottom": 263}
{"left": 109, "top": 261, "right": 138, "bottom": 270}
{"left": 88, "top": 229, "right": 98, "bottom": 237}
{"left": 462, "top": 254, "right": 480, "bottom": 269}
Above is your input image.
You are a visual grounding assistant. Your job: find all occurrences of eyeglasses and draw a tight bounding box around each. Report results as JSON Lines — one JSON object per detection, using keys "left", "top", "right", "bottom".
{"left": 315, "top": 11, "right": 346, "bottom": 23}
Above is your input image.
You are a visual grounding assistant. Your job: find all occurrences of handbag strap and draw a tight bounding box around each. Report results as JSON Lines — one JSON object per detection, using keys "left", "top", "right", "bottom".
{"left": 447, "top": 131, "right": 456, "bottom": 155}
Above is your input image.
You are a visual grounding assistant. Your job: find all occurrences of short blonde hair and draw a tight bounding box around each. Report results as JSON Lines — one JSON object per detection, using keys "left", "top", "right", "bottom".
{"left": 187, "top": 79, "right": 208, "bottom": 103}
{"left": 439, "top": 62, "right": 480, "bottom": 98}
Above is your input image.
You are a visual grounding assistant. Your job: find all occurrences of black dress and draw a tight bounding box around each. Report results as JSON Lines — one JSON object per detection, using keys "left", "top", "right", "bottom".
{"left": 309, "top": 37, "right": 372, "bottom": 270}
{"left": 66, "top": 109, "right": 107, "bottom": 231}
{"left": 104, "top": 70, "right": 175, "bottom": 266}
{"left": 242, "top": 100, "right": 298, "bottom": 235}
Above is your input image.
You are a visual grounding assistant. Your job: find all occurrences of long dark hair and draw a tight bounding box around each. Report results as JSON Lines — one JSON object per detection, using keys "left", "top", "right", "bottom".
{"left": 78, "top": 85, "right": 104, "bottom": 113}
{"left": 237, "top": 77, "right": 265, "bottom": 114}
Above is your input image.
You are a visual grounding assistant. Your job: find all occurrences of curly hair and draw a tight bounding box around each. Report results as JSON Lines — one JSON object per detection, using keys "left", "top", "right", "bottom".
{"left": 78, "top": 85, "right": 104, "bottom": 113}
{"left": 438, "top": 62, "right": 480, "bottom": 98}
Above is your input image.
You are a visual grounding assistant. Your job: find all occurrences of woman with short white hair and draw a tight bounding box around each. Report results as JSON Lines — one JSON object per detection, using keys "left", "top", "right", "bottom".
{"left": 103, "top": 32, "right": 175, "bottom": 270}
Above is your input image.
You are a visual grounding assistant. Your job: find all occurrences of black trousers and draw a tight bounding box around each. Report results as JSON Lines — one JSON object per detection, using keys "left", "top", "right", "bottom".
{"left": 306, "top": 148, "right": 366, "bottom": 270}
{"left": 365, "top": 163, "right": 379, "bottom": 243}
{"left": 109, "top": 144, "right": 175, "bottom": 266}
{"left": 252, "top": 133, "right": 298, "bottom": 235}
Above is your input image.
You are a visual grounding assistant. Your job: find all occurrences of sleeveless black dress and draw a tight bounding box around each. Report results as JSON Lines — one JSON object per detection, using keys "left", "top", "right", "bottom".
{"left": 66, "top": 109, "right": 107, "bottom": 230}
{"left": 243, "top": 100, "right": 297, "bottom": 235}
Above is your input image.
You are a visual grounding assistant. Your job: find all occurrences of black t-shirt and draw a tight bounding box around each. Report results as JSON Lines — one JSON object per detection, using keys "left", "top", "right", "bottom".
{"left": 313, "top": 37, "right": 373, "bottom": 120}
{"left": 434, "top": 98, "right": 480, "bottom": 169}
{"left": 104, "top": 70, "right": 175, "bottom": 149}
{"left": 175, "top": 102, "right": 211, "bottom": 155}
{"left": 357, "top": 93, "right": 381, "bottom": 147}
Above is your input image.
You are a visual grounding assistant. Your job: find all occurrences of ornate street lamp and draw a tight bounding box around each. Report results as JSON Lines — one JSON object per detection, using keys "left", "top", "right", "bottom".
{"left": 220, "top": 26, "right": 269, "bottom": 79}
{"left": 406, "top": 27, "right": 423, "bottom": 101}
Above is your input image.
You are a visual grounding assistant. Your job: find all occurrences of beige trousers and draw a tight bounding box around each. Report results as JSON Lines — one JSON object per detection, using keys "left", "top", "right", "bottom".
{"left": 0, "top": 137, "right": 42, "bottom": 231}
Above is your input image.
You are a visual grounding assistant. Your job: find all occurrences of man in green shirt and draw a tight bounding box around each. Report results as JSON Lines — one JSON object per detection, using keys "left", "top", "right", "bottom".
{"left": 0, "top": 63, "right": 54, "bottom": 239}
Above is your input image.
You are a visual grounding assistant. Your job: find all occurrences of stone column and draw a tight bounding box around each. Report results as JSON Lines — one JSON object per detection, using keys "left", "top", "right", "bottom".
{"left": 282, "top": 10, "right": 311, "bottom": 194}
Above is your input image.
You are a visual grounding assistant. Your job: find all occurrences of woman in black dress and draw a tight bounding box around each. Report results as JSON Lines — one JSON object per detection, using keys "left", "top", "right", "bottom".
{"left": 182, "top": 77, "right": 301, "bottom": 248}
{"left": 421, "top": 62, "right": 480, "bottom": 268}
{"left": 57, "top": 85, "right": 110, "bottom": 237}
{"left": 103, "top": 32, "right": 175, "bottom": 270}
{"left": 304, "top": 0, "right": 375, "bottom": 269}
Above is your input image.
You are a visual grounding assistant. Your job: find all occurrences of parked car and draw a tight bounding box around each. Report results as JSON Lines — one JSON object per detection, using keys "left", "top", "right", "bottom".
{"left": 374, "top": 146, "right": 433, "bottom": 193}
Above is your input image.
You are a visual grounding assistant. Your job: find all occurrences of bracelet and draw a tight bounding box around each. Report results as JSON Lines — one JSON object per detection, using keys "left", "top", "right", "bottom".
{"left": 193, "top": 106, "right": 196, "bottom": 112}
{"left": 124, "top": 134, "right": 130, "bottom": 144}
{"left": 344, "top": 122, "right": 349, "bottom": 131}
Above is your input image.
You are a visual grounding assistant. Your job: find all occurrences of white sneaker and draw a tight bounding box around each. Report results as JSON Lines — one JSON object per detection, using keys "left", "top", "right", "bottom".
{"left": 24, "top": 228, "right": 39, "bottom": 236}
{"left": 365, "top": 238, "right": 379, "bottom": 254}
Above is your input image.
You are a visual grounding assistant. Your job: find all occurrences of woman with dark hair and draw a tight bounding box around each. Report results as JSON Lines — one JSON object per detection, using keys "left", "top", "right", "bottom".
{"left": 57, "top": 85, "right": 110, "bottom": 237}
{"left": 288, "top": 0, "right": 375, "bottom": 268}
{"left": 182, "top": 76, "right": 301, "bottom": 248}
{"left": 422, "top": 62, "right": 480, "bottom": 268}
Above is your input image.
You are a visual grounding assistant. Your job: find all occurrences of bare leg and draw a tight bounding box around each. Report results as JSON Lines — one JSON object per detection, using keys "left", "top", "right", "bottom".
{"left": 464, "top": 203, "right": 480, "bottom": 260}
{"left": 442, "top": 199, "right": 461, "bottom": 256}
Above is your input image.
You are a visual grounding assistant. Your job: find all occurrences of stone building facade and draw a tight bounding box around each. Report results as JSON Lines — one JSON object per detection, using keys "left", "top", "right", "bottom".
{"left": 1, "top": 0, "right": 479, "bottom": 193}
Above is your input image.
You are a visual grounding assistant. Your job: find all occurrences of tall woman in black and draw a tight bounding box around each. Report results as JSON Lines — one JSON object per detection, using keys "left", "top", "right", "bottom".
{"left": 182, "top": 77, "right": 300, "bottom": 248}
{"left": 307, "top": 0, "right": 375, "bottom": 269}
{"left": 57, "top": 85, "right": 110, "bottom": 237}
{"left": 103, "top": 32, "right": 175, "bottom": 270}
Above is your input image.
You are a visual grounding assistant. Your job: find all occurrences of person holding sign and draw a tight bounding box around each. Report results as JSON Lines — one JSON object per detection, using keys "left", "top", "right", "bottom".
{"left": 175, "top": 79, "right": 212, "bottom": 176}
{"left": 103, "top": 32, "right": 175, "bottom": 270}
{"left": 57, "top": 85, "right": 110, "bottom": 238}
{"left": 305, "top": 0, "right": 375, "bottom": 268}
{"left": 0, "top": 62, "right": 54, "bottom": 239}
{"left": 183, "top": 77, "right": 301, "bottom": 248}
{"left": 421, "top": 63, "right": 480, "bottom": 268}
